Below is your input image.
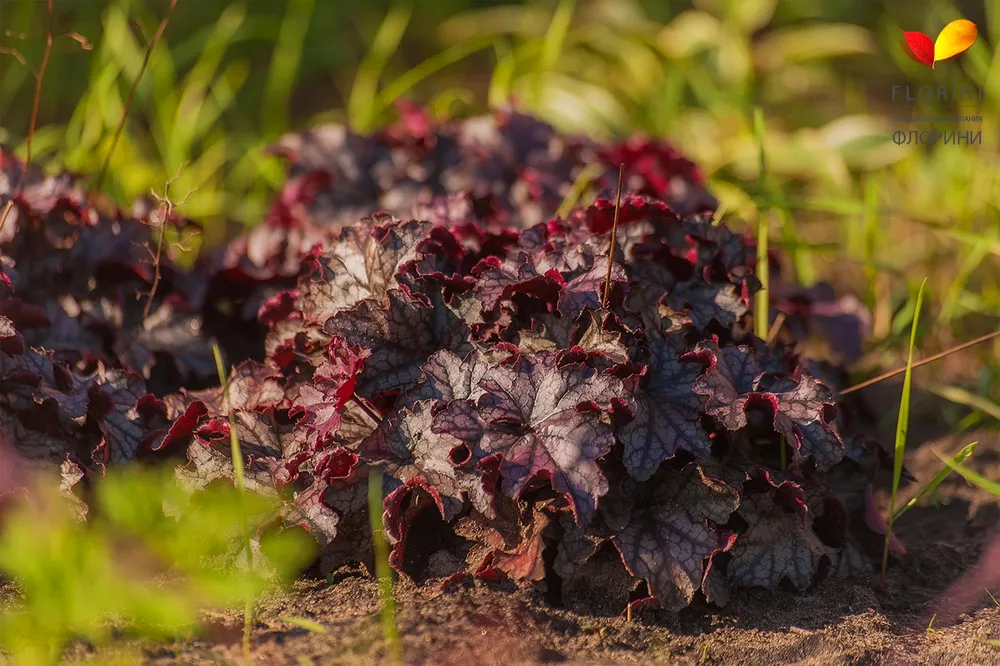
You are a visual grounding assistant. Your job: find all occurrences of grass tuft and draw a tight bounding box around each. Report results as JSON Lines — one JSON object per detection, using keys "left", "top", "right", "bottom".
{"left": 533, "top": 0, "right": 576, "bottom": 106}
{"left": 212, "top": 343, "right": 254, "bottom": 660}
{"left": 556, "top": 162, "right": 603, "bottom": 220}
{"left": 752, "top": 106, "right": 770, "bottom": 342}
{"left": 348, "top": 1, "right": 414, "bottom": 134}
{"left": 934, "top": 450, "right": 1000, "bottom": 497}
{"left": 0, "top": 0, "right": 55, "bottom": 260}
{"left": 368, "top": 469, "right": 403, "bottom": 665}
{"left": 88, "top": 0, "right": 179, "bottom": 207}
{"left": 892, "top": 441, "right": 977, "bottom": 523}
{"left": 881, "top": 276, "right": 928, "bottom": 583}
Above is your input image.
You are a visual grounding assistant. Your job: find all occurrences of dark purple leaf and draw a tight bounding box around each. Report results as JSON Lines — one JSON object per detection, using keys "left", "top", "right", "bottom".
{"left": 188, "top": 361, "right": 287, "bottom": 417}
{"left": 618, "top": 337, "right": 713, "bottom": 480}
{"left": 726, "top": 475, "right": 826, "bottom": 591}
{"left": 282, "top": 453, "right": 386, "bottom": 574}
{"left": 87, "top": 369, "right": 148, "bottom": 466}
{"left": 360, "top": 399, "right": 493, "bottom": 520}
{"left": 179, "top": 410, "right": 285, "bottom": 492}
{"left": 145, "top": 398, "right": 207, "bottom": 452}
{"left": 770, "top": 378, "right": 843, "bottom": 469}
{"left": 404, "top": 348, "right": 493, "bottom": 405}
{"left": 613, "top": 464, "right": 738, "bottom": 610}
{"left": 553, "top": 514, "right": 607, "bottom": 581}
{"left": 556, "top": 256, "right": 627, "bottom": 319}
{"left": 477, "top": 352, "right": 622, "bottom": 527}
{"left": 300, "top": 216, "right": 431, "bottom": 324}
{"left": 585, "top": 194, "right": 677, "bottom": 234}
{"left": 665, "top": 281, "right": 748, "bottom": 330}
{"left": 119, "top": 302, "right": 217, "bottom": 380}
{"left": 324, "top": 288, "right": 472, "bottom": 398}
{"left": 693, "top": 342, "right": 843, "bottom": 469}
{"left": 473, "top": 253, "right": 565, "bottom": 312}
{"left": 0, "top": 408, "right": 76, "bottom": 463}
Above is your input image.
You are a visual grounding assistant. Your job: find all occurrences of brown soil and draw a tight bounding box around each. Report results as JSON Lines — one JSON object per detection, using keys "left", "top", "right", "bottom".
{"left": 136, "top": 419, "right": 1000, "bottom": 666}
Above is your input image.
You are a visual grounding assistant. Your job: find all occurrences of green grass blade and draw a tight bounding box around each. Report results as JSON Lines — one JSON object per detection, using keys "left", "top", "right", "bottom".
{"left": 348, "top": 1, "right": 414, "bottom": 133}
{"left": 935, "top": 450, "right": 1000, "bottom": 498}
{"left": 862, "top": 178, "right": 880, "bottom": 311}
{"left": 169, "top": 3, "right": 245, "bottom": 169}
{"left": 925, "top": 385, "right": 1000, "bottom": 422}
{"left": 881, "top": 276, "right": 927, "bottom": 580}
{"left": 488, "top": 39, "right": 542, "bottom": 109}
{"left": 891, "top": 441, "right": 977, "bottom": 521}
{"left": 533, "top": 0, "right": 576, "bottom": 106}
{"left": 710, "top": 202, "right": 728, "bottom": 227}
{"left": 430, "top": 87, "right": 476, "bottom": 119}
{"left": 556, "top": 162, "right": 603, "bottom": 219}
{"left": 752, "top": 106, "right": 770, "bottom": 341}
{"left": 280, "top": 616, "right": 328, "bottom": 634}
{"left": 212, "top": 343, "right": 253, "bottom": 659}
{"left": 262, "top": 0, "right": 315, "bottom": 138}
{"left": 939, "top": 240, "right": 991, "bottom": 324}
{"left": 368, "top": 470, "right": 402, "bottom": 665}
{"left": 371, "top": 34, "right": 498, "bottom": 121}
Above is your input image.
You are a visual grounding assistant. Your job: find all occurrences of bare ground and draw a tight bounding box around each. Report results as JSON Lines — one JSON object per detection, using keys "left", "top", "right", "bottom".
{"left": 139, "top": 410, "right": 1000, "bottom": 666}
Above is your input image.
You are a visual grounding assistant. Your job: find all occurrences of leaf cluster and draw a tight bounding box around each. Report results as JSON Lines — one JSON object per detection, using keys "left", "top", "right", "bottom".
{"left": 0, "top": 110, "right": 881, "bottom": 629}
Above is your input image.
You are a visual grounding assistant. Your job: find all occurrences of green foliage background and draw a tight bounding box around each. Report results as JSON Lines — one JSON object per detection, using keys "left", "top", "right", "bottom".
{"left": 0, "top": 466, "right": 315, "bottom": 665}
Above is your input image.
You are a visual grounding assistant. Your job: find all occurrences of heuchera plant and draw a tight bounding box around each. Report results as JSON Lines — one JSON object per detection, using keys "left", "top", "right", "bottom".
{"left": 0, "top": 107, "right": 882, "bottom": 612}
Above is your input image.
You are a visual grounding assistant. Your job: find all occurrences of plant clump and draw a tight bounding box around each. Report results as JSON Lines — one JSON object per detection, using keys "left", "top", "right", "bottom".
{"left": 0, "top": 107, "right": 881, "bottom": 612}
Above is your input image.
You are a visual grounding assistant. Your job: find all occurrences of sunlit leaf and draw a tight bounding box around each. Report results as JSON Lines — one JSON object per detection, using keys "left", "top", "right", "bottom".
{"left": 933, "top": 19, "right": 978, "bottom": 66}
{"left": 902, "top": 31, "right": 934, "bottom": 67}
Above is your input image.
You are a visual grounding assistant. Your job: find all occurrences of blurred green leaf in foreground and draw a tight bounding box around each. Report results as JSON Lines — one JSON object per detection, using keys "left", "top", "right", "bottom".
{"left": 0, "top": 465, "right": 315, "bottom": 666}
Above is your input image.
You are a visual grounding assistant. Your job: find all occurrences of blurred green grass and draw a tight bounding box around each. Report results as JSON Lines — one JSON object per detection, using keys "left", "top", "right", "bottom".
{"left": 0, "top": 0, "right": 997, "bottom": 427}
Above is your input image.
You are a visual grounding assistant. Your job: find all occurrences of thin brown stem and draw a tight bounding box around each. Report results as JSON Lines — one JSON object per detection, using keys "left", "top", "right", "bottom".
{"left": 21, "top": 0, "right": 54, "bottom": 181}
{"left": 0, "top": 0, "right": 54, "bottom": 276}
{"left": 129, "top": 19, "right": 149, "bottom": 50}
{"left": 880, "top": 533, "right": 890, "bottom": 583}
{"left": 0, "top": 46, "right": 30, "bottom": 69}
{"left": 140, "top": 163, "right": 190, "bottom": 322}
{"left": 5, "top": 29, "right": 93, "bottom": 50}
{"left": 839, "top": 329, "right": 1000, "bottom": 396}
{"left": 89, "top": 0, "right": 179, "bottom": 206}
{"left": 61, "top": 31, "right": 94, "bottom": 50}
{"left": 765, "top": 311, "right": 787, "bottom": 346}
{"left": 143, "top": 224, "right": 167, "bottom": 321}
{"left": 601, "top": 164, "right": 625, "bottom": 309}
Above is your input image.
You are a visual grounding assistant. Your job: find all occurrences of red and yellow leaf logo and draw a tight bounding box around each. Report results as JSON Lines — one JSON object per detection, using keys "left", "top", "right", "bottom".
{"left": 902, "top": 19, "right": 978, "bottom": 68}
